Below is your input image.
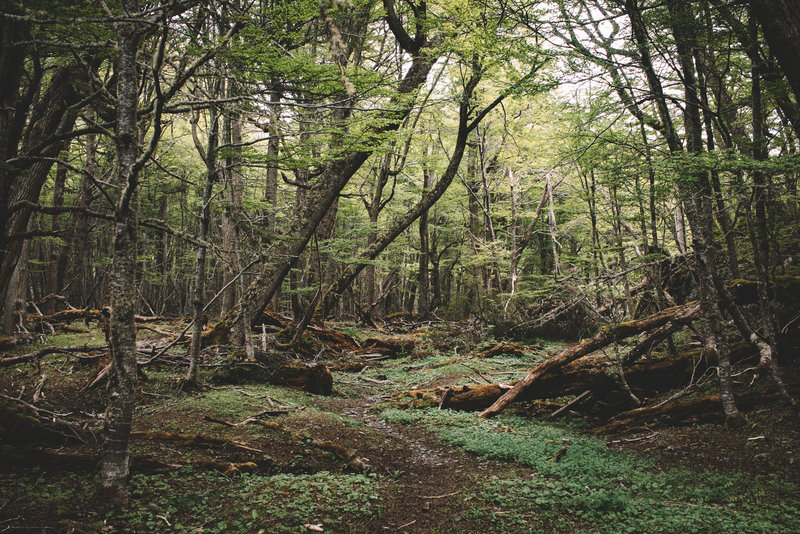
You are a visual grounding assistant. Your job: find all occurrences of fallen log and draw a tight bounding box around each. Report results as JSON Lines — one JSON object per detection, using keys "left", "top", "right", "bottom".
{"left": 0, "top": 333, "right": 40, "bottom": 351}
{"left": 212, "top": 351, "right": 333, "bottom": 395}
{"left": 479, "top": 302, "right": 702, "bottom": 418}
{"left": 474, "top": 342, "right": 540, "bottom": 359}
{"left": 130, "top": 430, "right": 265, "bottom": 454}
{"left": 0, "top": 344, "right": 107, "bottom": 367}
{"left": 0, "top": 446, "right": 269, "bottom": 475}
{"left": 358, "top": 337, "right": 415, "bottom": 358}
{"left": 26, "top": 308, "right": 102, "bottom": 324}
{"left": 593, "top": 380, "right": 800, "bottom": 434}
{"left": 387, "top": 337, "right": 758, "bottom": 413}
{"left": 388, "top": 384, "right": 513, "bottom": 411}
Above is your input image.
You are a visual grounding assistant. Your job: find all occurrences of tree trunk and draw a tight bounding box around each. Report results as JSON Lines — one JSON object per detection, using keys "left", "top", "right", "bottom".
{"left": 220, "top": 112, "right": 244, "bottom": 317}
{"left": 750, "top": 0, "right": 800, "bottom": 105}
{"left": 100, "top": 6, "right": 141, "bottom": 502}
{"left": 69, "top": 122, "right": 97, "bottom": 308}
{"left": 45, "top": 156, "right": 69, "bottom": 312}
{"left": 186, "top": 107, "right": 219, "bottom": 386}
{"left": 0, "top": 64, "right": 87, "bottom": 333}
{"left": 417, "top": 162, "right": 433, "bottom": 318}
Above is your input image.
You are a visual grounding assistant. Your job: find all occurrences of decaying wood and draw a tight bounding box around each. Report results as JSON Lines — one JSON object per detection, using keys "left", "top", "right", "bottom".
{"left": 593, "top": 380, "right": 800, "bottom": 434}
{"left": 206, "top": 414, "right": 369, "bottom": 472}
{"left": 0, "top": 446, "right": 269, "bottom": 476}
{"left": 358, "top": 337, "right": 415, "bottom": 358}
{"left": 212, "top": 353, "right": 333, "bottom": 395}
{"left": 479, "top": 302, "right": 702, "bottom": 418}
{"left": 0, "top": 333, "right": 40, "bottom": 351}
{"left": 389, "top": 337, "right": 759, "bottom": 412}
{"left": 0, "top": 344, "right": 107, "bottom": 367}
{"left": 389, "top": 384, "right": 513, "bottom": 411}
{"left": 475, "top": 342, "right": 539, "bottom": 359}
{"left": 26, "top": 308, "right": 103, "bottom": 324}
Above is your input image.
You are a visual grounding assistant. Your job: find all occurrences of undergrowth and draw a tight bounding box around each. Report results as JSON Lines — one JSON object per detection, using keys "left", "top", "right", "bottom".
{"left": 380, "top": 408, "right": 800, "bottom": 533}
{"left": 0, "top": 469, "right": 382, "bottom": 533}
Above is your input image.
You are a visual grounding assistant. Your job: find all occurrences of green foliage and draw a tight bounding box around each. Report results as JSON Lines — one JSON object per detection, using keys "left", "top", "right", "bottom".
{"left": 380, "top": 409, "right": 800, "bottom": 533}
{"left": 0, "top": 469, "right": 381, "bottom": 533}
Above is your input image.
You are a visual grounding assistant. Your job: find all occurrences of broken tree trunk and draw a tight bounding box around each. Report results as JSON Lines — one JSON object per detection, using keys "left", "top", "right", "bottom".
{"left": 479, "top": 302, "right": 702, "bottom": 418}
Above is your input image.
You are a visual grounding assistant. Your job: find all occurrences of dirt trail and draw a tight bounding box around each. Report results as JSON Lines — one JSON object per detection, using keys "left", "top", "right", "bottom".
{"left": 335, "top": 397, "right": 502, "bottom": 532}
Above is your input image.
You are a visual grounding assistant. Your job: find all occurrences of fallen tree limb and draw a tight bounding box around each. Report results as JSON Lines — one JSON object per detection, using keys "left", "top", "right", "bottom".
{"left": 130, "top": 430, "right": 265, "bottom": 454}
{"left": 205, "top": 414, "right": 369, "bottom": 472}
{"left": 0, "top": 446, "right": 269, "bottom": 476}
{"left": 479, "top": 302, "right": 702, "bottom": 418}
{"left": 550, "top": 390, "right": 592, "bottom": 418}
{"left": 0, "top": 345, "right": 107, "bottom": 367}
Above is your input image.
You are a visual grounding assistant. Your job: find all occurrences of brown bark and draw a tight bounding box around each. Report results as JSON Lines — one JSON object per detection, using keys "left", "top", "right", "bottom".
{"left": 100, "top": 2, "right": 143, "bottom": 501}
{"left": 220, "top": 111, "right": 243, "bottom": 317}
{"left": 185, "top": 104, "right": 220, "bottom": 386}
{"left": 392, "top": 337, "right": 760, "bottom": 413}
{"left": 750, "top": 0, "right": 800, "bottom": 105}
{"left": 479, "top": 302, "right": 701, "bottom": 417}
{"left": 593, "top": 380, "right": 800, "bottom": 434}
{"left": 0, "top": 63, "right": 88, "bottom": 333}
{"left": 212, "top": 357, "right": 333, "bottom": 396}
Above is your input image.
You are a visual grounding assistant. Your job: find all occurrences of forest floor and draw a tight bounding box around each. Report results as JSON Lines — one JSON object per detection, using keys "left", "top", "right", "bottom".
{"left": 1, "top": 319, "right": 799, "bottom": 533}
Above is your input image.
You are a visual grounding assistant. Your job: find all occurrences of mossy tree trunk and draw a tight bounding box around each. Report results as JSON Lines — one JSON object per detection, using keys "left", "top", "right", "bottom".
{"left": 100, "top": 2, "right": 142, "bottom": 502}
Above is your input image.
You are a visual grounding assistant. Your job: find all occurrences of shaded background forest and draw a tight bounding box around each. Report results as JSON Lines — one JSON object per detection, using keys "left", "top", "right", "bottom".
{"left": 2, "top": 0, "right": 800, "bottom": 499}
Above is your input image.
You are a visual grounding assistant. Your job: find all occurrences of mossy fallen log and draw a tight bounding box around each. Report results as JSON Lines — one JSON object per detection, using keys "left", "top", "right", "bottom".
{"left": 479, "top": 302, "right": 703, "bottom": 418}
{"left": 387, "top": 339, "right": 758, "bottom": 412}
{"left": 592, "top": 380, "right": 800, "bottom": 434}
{"left": 212, "top": 352, "right": 333, "bottom": 395}
{"left": 474, "top": 342, "right": 538, "bottom": 359}
{"left": 387, "top": 384, "right": 512, "bottom": 411}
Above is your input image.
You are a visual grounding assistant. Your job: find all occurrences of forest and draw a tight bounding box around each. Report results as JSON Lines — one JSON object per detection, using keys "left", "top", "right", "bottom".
{"left": 1, "top": 0, "right": 799, "bottom": 531}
